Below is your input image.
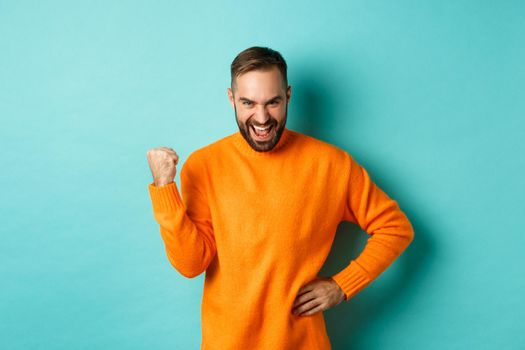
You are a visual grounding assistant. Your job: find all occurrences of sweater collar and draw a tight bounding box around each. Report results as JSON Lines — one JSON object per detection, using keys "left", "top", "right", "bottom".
{"left": 232, "top": 126, "right": 293, "bottom": 157}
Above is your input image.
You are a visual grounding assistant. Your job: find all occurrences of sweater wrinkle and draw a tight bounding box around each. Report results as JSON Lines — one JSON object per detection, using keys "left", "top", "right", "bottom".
{"left": 147, "top": 127, "right": 414, "bottom": 349}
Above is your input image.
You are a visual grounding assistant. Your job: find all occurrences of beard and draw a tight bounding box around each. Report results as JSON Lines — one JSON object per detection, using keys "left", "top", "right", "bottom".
{"left": 234, "top": 104, "right": 288, "bottom": 152}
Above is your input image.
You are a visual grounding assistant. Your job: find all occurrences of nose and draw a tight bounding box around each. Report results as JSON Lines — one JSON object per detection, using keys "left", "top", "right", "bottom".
{"left": 252, "top": 105, "right": 271, "bottom": 126}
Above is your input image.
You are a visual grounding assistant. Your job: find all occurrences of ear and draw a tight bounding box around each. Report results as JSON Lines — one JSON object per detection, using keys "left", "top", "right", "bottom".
{"left": 286, "top": 85, "right": 292, "bottom": 103}
{"left": 227, "top": 87, "right": 235, "bottom": 108}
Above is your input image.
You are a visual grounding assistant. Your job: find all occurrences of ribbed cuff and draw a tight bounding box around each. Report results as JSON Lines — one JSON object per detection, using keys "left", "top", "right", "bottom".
{"left": 330, "top": 261, "right": 371, "bottom": 301}
{"left": 148, "top": 182, "right": 185, "bottom": 212}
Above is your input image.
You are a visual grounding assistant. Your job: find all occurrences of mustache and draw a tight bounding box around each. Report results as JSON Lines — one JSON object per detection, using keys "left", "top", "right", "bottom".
{"left": 249, "top": 120, "right": 276, "bottom": 128}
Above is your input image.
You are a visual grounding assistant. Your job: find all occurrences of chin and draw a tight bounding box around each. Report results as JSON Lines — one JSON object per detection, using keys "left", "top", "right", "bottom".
{"left": 245, "top": 122, "right": 285, "bottom": 152}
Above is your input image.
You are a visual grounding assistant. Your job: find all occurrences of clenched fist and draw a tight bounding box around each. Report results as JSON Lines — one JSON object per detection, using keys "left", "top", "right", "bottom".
{"left": 146, "top": 147, "right": 179, "bottom": 187}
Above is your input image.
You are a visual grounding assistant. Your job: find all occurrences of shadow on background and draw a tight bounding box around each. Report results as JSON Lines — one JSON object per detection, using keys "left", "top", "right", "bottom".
{"left": 291, "top": 66, "right": 432, "bottom": 349}
{"left": 320, "top": 213, "right": 431, "bottom": 349}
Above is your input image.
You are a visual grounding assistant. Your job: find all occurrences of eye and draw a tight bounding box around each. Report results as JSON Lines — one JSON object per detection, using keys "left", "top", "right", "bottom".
{"left": 242, "top": 101, "right": 253, "bottom": 106}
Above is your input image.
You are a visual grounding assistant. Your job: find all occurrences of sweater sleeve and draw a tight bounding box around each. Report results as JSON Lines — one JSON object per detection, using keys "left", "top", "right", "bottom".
{"left": 147, "top": 155, "right": 217, "bottom": 278}
{"left": 330, "top": 153, "right": 414, "bottom": 301}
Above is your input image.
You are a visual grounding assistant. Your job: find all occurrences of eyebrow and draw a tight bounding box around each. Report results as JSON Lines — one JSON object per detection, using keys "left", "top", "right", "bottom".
{"left": 238, "top": 96, "right": 283, "bottom": 104}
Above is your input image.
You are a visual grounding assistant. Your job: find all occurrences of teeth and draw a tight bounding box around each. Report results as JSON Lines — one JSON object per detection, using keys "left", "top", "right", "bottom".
{"left": 254, "top": 125, "right": 271, "bottom": 131}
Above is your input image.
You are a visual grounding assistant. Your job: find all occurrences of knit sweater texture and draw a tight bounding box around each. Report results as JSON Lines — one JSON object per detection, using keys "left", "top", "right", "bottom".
{"left": 147, "top": 127, "right": 414, "bottom": 349}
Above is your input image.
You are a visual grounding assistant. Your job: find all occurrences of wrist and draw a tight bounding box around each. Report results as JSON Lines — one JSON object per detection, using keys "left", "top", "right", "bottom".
{"left": 154, "top": 179, "right": 173, "bottom": 187}
{"left": 330, "top": 277, "right": 346, "bottom": 301}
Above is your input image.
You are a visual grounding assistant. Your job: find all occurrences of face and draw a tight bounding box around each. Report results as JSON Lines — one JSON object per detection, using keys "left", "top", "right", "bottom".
{"left": 228, "top": 67, "right": 291, "bottom": 152}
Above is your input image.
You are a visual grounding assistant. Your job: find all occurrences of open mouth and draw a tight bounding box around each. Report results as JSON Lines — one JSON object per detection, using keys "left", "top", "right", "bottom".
{"left": 250, "top": 124, "right": 274, "bottom": 140}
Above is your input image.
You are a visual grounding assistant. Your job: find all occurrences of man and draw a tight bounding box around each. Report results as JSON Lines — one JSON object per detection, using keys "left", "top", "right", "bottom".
{"left": 146, "top": 46, "right": 414, "bottom": 349}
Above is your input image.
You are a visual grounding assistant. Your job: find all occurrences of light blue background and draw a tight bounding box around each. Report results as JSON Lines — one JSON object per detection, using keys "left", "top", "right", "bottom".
{"left": 1, "top": 1, "right": 524, "bottom": 349}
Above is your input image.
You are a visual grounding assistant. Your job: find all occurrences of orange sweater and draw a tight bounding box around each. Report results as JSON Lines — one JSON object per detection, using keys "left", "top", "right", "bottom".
{"left": 147, "top": 127, "right": 414, "bottom": 349}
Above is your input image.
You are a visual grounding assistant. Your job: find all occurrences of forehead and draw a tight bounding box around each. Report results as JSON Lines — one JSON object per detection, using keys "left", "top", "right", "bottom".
{"left": 234, "top": 67, "right": 285, "bottom": 97}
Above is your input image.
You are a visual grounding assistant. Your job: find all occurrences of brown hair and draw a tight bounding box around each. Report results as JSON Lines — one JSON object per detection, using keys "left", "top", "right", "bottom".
{"left": 230, "top": 46, "right": 288, "bottom": 91}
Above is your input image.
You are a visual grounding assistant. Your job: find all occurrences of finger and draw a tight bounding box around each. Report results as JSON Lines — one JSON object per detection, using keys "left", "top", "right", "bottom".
{"left": 158, "top": 148, "right": 179, "bottom": 162}
{"left": 292, "top": 292, "right": 316, "bottom": 309}
{"left": 294, "top": 298, "right": 320, "bottom": 316}
{"left": 292, "top": 294, "right": 318, "bottom": 313}
{"left": 297, "top": 284, "right": 315, "bottom": 296}
{"left": 159, "top": 147, "right": 178, "bottom": 156}
{"left": 158, "top": 146, "right": 177, "bottom": 152}
{"left": 299, "top": 303, "right": 325, "bottom": 316}
{"left": 170, "top": 153, "right": 179, "bottom": 160}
